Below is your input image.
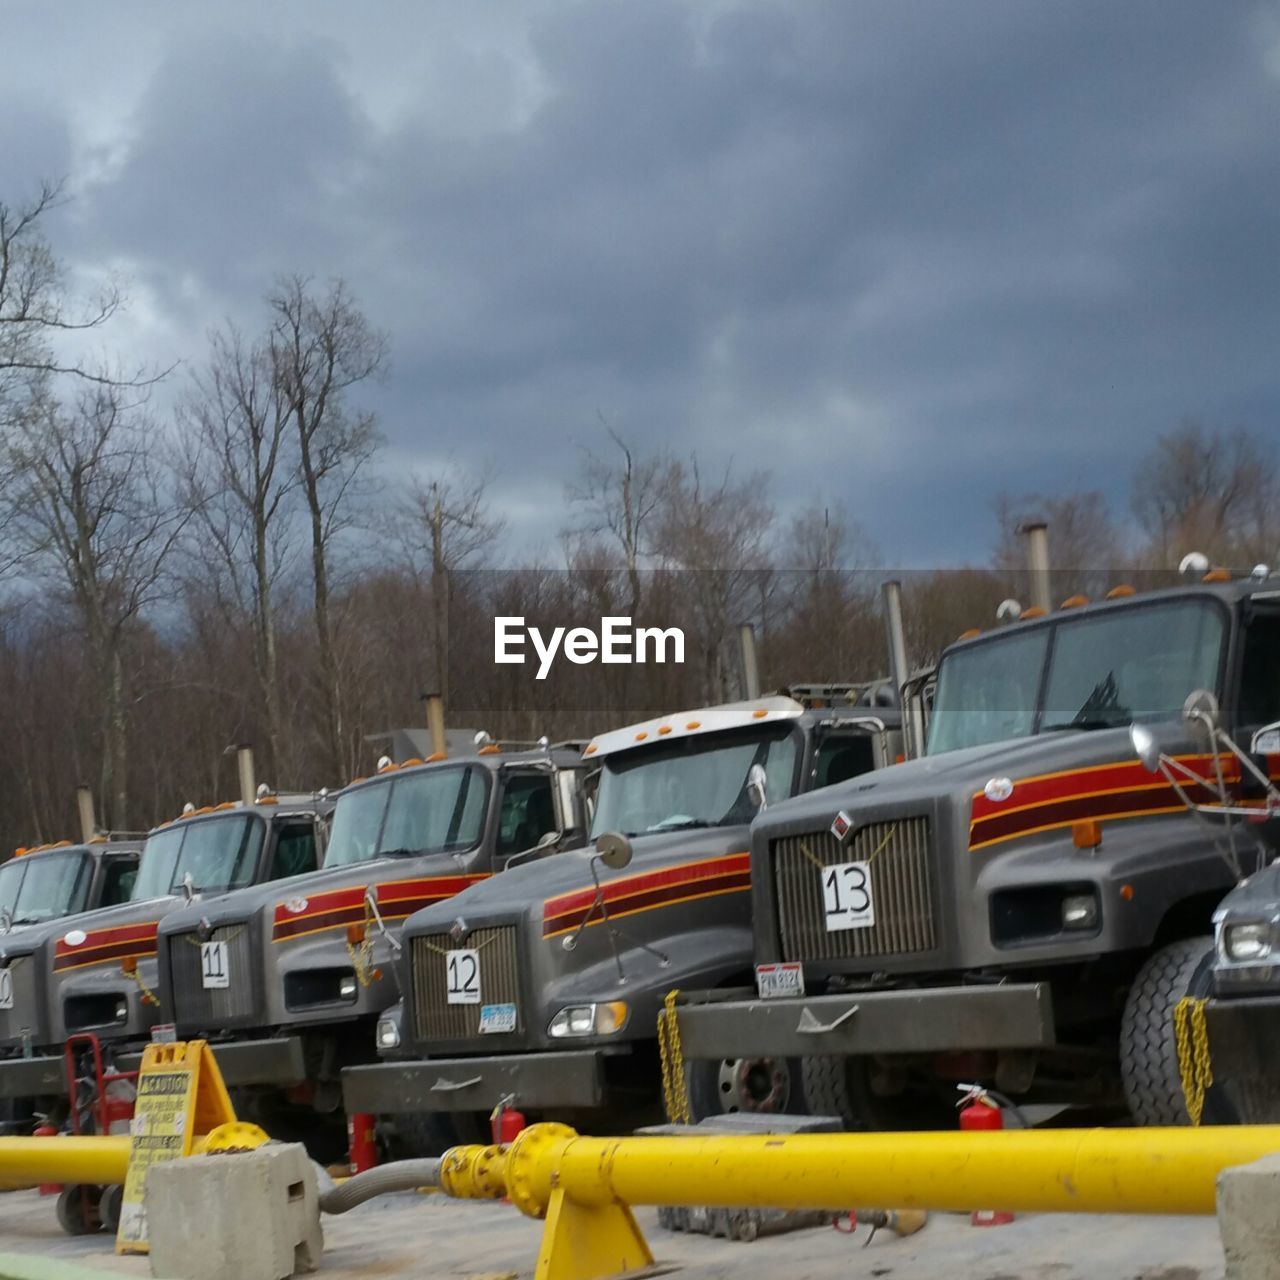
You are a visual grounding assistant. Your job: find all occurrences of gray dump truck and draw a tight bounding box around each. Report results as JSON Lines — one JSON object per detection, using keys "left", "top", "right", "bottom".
{"left": 0, "top": 777, "right": 330, "bottom": 1116}
{"left": 150, "top": 731, "right": 590, "bottom": 1148}
{"left": 343, "top": 687, "right": 899, "bottom": 1137}
{"left": 670, "top": 571, "right": 1280, "bottom": 1128}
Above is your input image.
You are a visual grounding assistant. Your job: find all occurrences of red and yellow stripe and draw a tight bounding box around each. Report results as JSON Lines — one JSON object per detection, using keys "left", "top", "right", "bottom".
{"left": 53, "top": 921, "right": 159, "bottom": 973}
{"left": 968, "top": 753, "right": 1247, "bottom": 852}
{"left": 272, "top": 873, "right": 490, "bottom": 942}
{"left": 542, "top": 852, "right": 751, "bottom": 938}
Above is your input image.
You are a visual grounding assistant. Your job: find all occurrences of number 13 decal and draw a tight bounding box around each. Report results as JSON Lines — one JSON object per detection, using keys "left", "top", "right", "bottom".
{"left": 822, "top": 860, "right": 876, "bottom": 932}
{"left": 446, "top": 949, "right": 481, "bottom": 1004}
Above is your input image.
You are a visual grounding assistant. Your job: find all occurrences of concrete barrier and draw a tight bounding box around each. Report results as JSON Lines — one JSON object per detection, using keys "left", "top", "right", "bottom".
{"left": 146, "top": 1143, "right": 322, "bottom": 1280}
{"left": 1217, "top": 1154, "right": 1280, "bottom": 1280}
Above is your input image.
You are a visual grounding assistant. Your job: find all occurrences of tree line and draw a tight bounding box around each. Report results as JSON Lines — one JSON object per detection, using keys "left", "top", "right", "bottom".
{"left": 1, "top": 181, "right": 1277, "bottom": 846}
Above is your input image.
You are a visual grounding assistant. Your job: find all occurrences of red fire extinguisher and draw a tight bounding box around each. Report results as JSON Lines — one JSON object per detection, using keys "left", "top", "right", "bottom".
{"left": 491, "top": 1094, "right": 526, "bottom": 1146}
{"left": 347, "top": 1112, "right": 378, "bottom": 1175}
{"left": 957, "top": 1085, "right": 1014, "bottom": 1226}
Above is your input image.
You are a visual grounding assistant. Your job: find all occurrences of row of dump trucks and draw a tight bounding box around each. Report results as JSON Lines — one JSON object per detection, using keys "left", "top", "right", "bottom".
{"left": 0, "top": 547, "right": 1277, "bottom": 1167}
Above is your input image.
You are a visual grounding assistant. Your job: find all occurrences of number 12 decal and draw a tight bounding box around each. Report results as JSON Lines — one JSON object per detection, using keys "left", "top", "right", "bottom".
{"left": 822, "top": 860, "right": 876, "bottom": 932}
{"left": 446, "top": 949, "right": 481, "bottom": 1004}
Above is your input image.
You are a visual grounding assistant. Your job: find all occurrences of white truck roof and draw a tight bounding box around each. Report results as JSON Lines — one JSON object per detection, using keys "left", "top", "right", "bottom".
{"left": 583, "top": 695, "right": 806, "bottom": 761}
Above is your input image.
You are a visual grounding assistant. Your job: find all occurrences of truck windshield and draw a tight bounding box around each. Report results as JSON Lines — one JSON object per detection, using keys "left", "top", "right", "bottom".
{"left": 131, "top": 816, "right": 264, "bottom": 900}
{"left": 324, "top": 765, "right": 490, "bottom": 867}
{"left": 592, "top": 727, "right": 800, "bottom": 838}
{"left": 0, "top": 851, "right": 93, "bottom": 924}
{"left": 928, "top": 598, "right": 1226, "bottom": 755}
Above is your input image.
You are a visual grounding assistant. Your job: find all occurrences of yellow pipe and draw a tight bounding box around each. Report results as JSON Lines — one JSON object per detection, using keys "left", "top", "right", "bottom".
{"left": 0, "top": 1136, "right": 131, "bottom": 1186}
{"left": 444, "top": 1123, "right": 1280, "bottom": 1219}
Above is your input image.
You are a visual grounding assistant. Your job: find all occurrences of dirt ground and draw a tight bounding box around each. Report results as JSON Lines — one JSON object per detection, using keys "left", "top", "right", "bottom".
{"left": 0, "top": 1184, "right": 1228, "bottom": 1280}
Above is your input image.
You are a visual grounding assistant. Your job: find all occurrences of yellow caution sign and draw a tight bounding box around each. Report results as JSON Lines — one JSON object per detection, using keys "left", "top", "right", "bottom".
{"left": 115, "top": 1039, "right": 235, "bottom": 1255}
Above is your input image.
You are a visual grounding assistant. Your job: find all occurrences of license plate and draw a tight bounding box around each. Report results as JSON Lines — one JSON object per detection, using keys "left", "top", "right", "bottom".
{"left": 446, "top": 949, "right": 481, "bottom": 1005}
{"left": 755, "top": 962, "right": 804, "bottom": 1000}
{"left": 822, "top": 860, "right": 876, "bottom": 932}
{"left": 151, "top": 1023, "right": 177, "bottom": 1043}
{"left": 479, "top": 1002, "right": 517, "bottom": 1034}
{"left": 0, "top": 969, "right": 12, "bottom": 1010}
{"left": 200, "top": 940, "right": 230, "bottom": 989}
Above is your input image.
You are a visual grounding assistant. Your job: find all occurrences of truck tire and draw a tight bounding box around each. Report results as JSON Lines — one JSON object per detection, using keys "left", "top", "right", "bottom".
{"left": 686, "top": 1055, "right": 800, "bottom": 1121}
{"left": 800, "top": 1056, "right": 947, "bottom": 1131}
{"left": 394, "top": 1110, "right": 477, "bottom": 1157}
{"left": 1120, "top": 937, "right": 1235, "bottom": 1126}
{"left": 1228, "top": 1079, "right": 1280, "bottom": 1124}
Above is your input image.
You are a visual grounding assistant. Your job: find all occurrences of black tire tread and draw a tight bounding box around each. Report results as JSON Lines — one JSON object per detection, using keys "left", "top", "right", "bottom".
{"left": 1119, "top": 937, "right": 1213, "bottom": 1127}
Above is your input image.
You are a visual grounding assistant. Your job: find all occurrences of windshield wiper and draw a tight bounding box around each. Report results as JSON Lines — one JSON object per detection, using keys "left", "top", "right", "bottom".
{"left": 377, "top": 847, "right": 420, "bottom": 858}
{"left": 645, "top": 819, "right": 716, "bottom": 833}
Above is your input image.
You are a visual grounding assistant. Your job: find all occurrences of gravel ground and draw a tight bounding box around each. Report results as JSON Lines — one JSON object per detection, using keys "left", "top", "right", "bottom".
{"left": 0, "top": 1184, "right": 1228, "bottom": 1280}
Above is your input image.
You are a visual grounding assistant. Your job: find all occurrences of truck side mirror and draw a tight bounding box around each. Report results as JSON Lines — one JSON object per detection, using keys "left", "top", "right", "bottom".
{"left": 746, "top": 763, "right": 768, "bottom": 811}
{"left": 1129, "top": 723, "right": 1161, "bottom": 774}
{"left": 1251, "top": 722, "right": 1280, "bottom": 757}
{"left": 595, "top": 831, "right": 633, "bottom": 871}
{"left": 1182, "top": 689, "right": 1221, "bottom": 748}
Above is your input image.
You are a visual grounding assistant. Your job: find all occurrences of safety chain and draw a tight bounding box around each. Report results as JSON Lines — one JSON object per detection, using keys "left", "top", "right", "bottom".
{"left": 181, "top": 926, "right": 246, "bottom": 947}
{"left": 126, "top": 965, "right": 161, "bottom": 1008}
{"left": 1173, "top": 995, "right": 1214, "bottom": 1126}
{"left": 657, "top": 988, "right": 691, "bottom": 1125}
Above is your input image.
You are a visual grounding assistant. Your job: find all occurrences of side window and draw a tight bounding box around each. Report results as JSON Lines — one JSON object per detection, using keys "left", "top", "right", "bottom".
{"left": 495, "top": 775, "right": 558, "bottom": 860}
{"left": 813, "top": 735, "right": 875, "bottom": 790}
{"left": 101, "top": 859, "right": 139, "bottom": 906}
{"left": 270, "top": 822, "right": 319, "bottom": 880}
{"left": 1238, "top": 613, "right": 1280, "bottom": 731}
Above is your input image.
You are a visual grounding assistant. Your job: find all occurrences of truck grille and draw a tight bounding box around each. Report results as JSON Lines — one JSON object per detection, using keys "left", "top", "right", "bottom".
{"left": 410, "top": 926, "right": 521, "bottom": 1041}
{"left": 0, "top": 954, "right": 41, "bottom": 1044}
{"left": 774, "top": 817, "right": 937, "bottom": 961}
{"left": 167, "top": 926, "right": 258, "bottom": 1026}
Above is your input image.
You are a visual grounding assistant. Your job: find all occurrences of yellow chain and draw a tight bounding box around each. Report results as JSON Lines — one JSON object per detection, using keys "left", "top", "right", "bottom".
{"left": 657, "top": 989, "right": 691, "bottom": 1125}
{"left": 1173, "top": 996, "right": 1213, "bottom": 1125}
{"left": 126, "top": 966, "right": 161, "bottom": 1008}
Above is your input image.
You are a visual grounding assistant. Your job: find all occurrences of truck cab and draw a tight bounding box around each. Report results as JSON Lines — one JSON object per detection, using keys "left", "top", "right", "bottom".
{"left": 0, "top": 839, "right": 142, "bottom": 1073}
{"left": 151, "top": 737, "right": 589, "bottom": 1136}
{"left": 672, "top": 576, "right": 1279, "bottom": 1128}
{"left": 343, "top": 688, "right": 897, "bottom": 1136}
{"left": 0, "top": 793, "right": 328, "bottom": 1114}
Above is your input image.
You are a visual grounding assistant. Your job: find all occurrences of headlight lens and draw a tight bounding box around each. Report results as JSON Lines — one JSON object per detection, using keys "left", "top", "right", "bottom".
{"left": 1224, "top": 922, "right": 1272, "bottom": 962}
{"left": 338, "top": 975, "right": 359, "bottom": 1000}
{"left": 548, "top": 1001, "right": 629, "bottom": 1038}
{"left": 1061, "top": 893, "right": 1099, "bottom": 930}
{"left": 114, "top": 998, "right": 129, "bottom": 1022}
{"left": 375, "top": 1016, "right": 400, "bottom": 1050}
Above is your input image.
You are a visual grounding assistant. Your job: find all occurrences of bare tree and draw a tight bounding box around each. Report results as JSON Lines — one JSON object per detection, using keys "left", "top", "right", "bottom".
{"left": 1132, "top": 423, "right": 1280, "bottom": 568}
{"left": 564, "top": 424, "right": 672, "bottom": 618}
{"left": 394, "top": 469, "right": 506, "bottom": 701}
{"left": 178, "top": 324, "right": 299, "bottom": 778}
{"left": 653, "top": 459, "right": 774, "bottom": 701}
{"left": 268, "top": 276, "right": 388, "bottom": 779}
{"left": 0, "top": 387, "right": 188, "bottom": 826}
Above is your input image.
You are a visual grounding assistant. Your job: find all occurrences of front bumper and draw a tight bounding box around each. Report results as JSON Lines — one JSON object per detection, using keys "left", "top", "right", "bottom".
{"left": 0, "top": 1055, "right": 66, "bottom": 1099}
{"left": 117, "top": 1036, "right": 308, "bottom": 1088}
{"left": 674, "top": 983, "right": 1055, "bottom": 1059}
{"left": 342, "top": 1050, "right": 607, "bottom": 1114}
{"left": 1203, "top": 997, "right": 1280, "bottom": 1079}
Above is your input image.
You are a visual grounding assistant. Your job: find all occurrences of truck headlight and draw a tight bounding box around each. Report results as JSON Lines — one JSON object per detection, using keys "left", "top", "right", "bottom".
{"left": 548, "top": 1002, "right": 629, "bottom": 1038}
{"left": 338, "top": 975, "right": 359, "bottom": 1000}
{"left": 1224, "top": 922, "right": 1272, "bottom": 962}
{"left": 376, "top": 1016, "right": 400, "bottom": 1050}
{"left": 1061, "top": 893, "right": 1098, "bottom": 930}
{"left": 114, "top": 997, "right": 129, "bottom": 1023}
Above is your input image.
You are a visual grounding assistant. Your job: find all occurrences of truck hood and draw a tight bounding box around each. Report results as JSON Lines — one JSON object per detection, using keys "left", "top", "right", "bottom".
{"left": 157, "top": 852, "right": 490, "bottom": 937}
{"left": 1213, "top": 862, "right": 1280, "bottom": 923}
{"left": 754, "top": 725, "right": 1171, "bottom": 834}
{"left": 402, "top": 826, "right": 750, "bottom": 936}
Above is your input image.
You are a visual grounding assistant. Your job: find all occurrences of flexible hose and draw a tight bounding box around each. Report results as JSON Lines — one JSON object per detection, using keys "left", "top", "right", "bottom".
{"left": 316, "top": 1158, "right": 444, "bottom": 1214}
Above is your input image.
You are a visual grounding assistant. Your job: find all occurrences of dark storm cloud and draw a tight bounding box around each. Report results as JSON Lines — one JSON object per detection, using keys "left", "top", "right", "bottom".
{"left": 6, "top": 1, "right": 1279, "bottom": 562}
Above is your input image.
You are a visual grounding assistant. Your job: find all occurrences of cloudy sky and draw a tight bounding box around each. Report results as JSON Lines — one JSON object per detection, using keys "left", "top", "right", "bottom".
{"left": 3, "top": 1, "right": 1278, "bottom": 564}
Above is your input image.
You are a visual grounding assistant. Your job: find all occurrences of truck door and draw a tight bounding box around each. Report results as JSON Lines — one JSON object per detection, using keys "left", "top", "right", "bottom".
{"left": 494, "top": 773, "right": 559, "bottom": 866}
{"left": 811, "top": 731, "right": 879, "bottom": 790}
{"left": 268, "top": 819, "right": 321, "bottom": 879}
{"left": 1237, "top": 606, "right": 1280, "bottom": 736}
